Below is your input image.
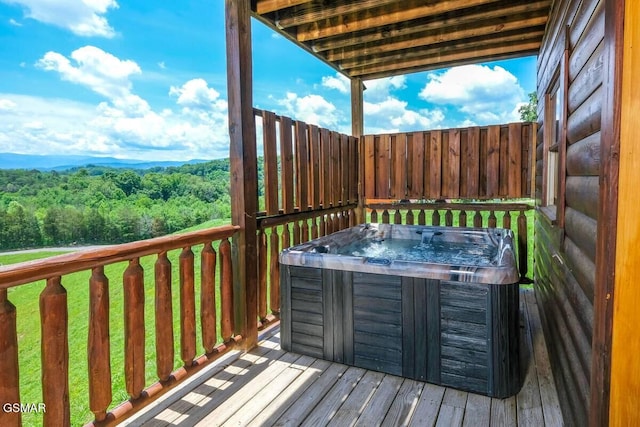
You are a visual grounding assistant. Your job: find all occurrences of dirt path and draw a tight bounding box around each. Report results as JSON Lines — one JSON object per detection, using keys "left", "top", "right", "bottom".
{"left": 0, "top": 245, "right": 111, "bottom": 256}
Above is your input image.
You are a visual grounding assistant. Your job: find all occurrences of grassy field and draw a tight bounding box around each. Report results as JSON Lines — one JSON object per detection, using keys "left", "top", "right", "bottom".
{"left": 1, "top": 219, "right": 231, "bottom": 426}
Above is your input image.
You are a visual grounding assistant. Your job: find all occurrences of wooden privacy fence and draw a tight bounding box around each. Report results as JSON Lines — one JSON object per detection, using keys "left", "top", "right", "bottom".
{"left": 254, "top": 108, "right": 359, "bottom": 325}
{"left": 255, "top": 108, "right": 359, "bottom": 215}
{"left": 0, "top": 225, "right": 239, "bottom": 427}
{"left": 363, "top": 123, "right": 536, "bottom": 200}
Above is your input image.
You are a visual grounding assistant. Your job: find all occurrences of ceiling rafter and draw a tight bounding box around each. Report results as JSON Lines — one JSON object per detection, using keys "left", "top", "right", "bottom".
{"left": 275, "top": 0, "right": 399, "bottom": 29}
{"left": 310, "top": 0, "right": 551, "bottom": 52}
{"left": 325, "top": 14, "right": 549, "bottom": 62}
{"left": 255, "top": 0, "right": 311, "bottom": 15}
{"left": 252, "top": 0, "right": 552, "bottom": 81}
{"left": 295, "top": 0, "right": 502, "bottom": 42}
{"left": 349, "top": 40, "right": 542, "bottom": 78}
{"left": 338, "top": 29, "right": 546, "bottom": 71}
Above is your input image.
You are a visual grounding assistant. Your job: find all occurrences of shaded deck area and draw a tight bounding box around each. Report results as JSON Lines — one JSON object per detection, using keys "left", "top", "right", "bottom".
{"left": 124, "top": 289, "right": 562, "bottom": 426}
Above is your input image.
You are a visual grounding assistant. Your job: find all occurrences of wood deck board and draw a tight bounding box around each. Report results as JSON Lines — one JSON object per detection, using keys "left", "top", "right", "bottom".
{"left": 129, "top": 289, "right": 562, "bottom": 427}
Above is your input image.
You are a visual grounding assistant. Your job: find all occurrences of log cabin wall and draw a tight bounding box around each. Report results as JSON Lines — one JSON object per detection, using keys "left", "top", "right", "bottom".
{"left": 363, "top": 123, "right": 536, "bottom": 201}
{"left": 534, "top": 0, "right": 603, "bottom": 425}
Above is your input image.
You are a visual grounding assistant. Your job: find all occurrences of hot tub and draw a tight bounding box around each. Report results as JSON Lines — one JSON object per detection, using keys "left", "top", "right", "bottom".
{"left": 279, "top": 223, "right": 521, "bottom": 398}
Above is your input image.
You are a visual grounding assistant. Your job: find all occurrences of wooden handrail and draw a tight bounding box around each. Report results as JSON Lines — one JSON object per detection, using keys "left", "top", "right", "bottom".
{"left": 0, "top": 225, "right": 239, "bottom": 290}
{"left": 365, "top": 201, "right": 532, "bottom": 211}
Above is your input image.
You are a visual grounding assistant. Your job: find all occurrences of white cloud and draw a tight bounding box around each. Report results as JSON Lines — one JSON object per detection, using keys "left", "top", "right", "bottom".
{"left": 37, "top": 46, "right": 141, "bottom": 99}
{"left": 419, "top": 64, "right": 525, "bottom": 125}
{"left": 321, "top": 73, "right": 349, "bottom": 94}
{"left": 158, "top": 61, "right": 166, "bottom": 69}
{"left": 8, "top": 18, "right": 22, "bottom": 26}
{"left": 276, "top": 92, "right": 339, "bottom": 129}
{"left": 364, "top": 97, "right": 444, "bottom": 134}
{"left": 2, "top": 48, "right": 231, "bottom": 160}
{"left": 169, "top": 78, "right": 227, "bottom": 112}
{"left": 2, "top": 0, "right": 118, "bottom": 37}
{"left": 364, "top": 75, "right": 406, "bottom": 101}
{"left": 0, "top": 98, "right": 17, "bottom": 111}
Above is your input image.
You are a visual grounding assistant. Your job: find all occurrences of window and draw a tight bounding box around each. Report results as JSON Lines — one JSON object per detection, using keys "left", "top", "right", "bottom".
{"left": 546, "top": 82, "right": 562, "bottom": 206}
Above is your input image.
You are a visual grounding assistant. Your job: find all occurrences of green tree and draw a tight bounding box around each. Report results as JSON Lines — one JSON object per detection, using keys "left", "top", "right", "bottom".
{"left": 519, "top": 91, "right": 538, "bottom": 122}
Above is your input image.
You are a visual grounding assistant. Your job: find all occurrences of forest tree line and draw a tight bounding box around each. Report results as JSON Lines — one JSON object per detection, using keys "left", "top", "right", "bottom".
{"left": 0, "top": 159, "right": 259, "bottom": 250}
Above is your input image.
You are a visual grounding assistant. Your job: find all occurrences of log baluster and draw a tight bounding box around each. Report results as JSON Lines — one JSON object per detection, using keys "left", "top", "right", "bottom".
{"left": 88, "top": 267, "right": 112, "bottom": 421}
{"left": 418, "top": 209, "right": 426, "bottom": 225}
{"left": 155, "top": 253, "right": 173, "bottom": 380}
{"left": 293, "top": 220, "right": 301, "bottom": 245}
{"left": 382, "top": 209, "right": 390, "bottom": 224}
{"left": 503, "top": 210, "right": 512, "bottom": 229}
{"left": 371, "top": 209, "right": 378, "bottom": 223}
{"left": 301, "top": 219, "right": 310, "bottom": 242}
{"left": 459, "top": 210, "right": 467, "bottom": 228}
{"left": 432, "top": 209, "right": 440, "bottom": 226}
{"left": 349, "top": 209, "right": 356, "bottom": 227}
{"left": 311, "top": 216, "right": 319, "bottom": 239}
{"left": 270, "top": 228, "right": 280, "bottom": 315}
{"left": 406, "top": 209, "right": 414, "bottom": 225}
{"left": 123, "top": 259, "right": 145, "bottom": 399}
{"left": 488, "top": 211, "right": 497, "bottom": 228}
{"left": 0, "top": 290, "right": 21, "bottom": 427}
{"left": 180, "top": 247, "right": 196, "bottom": 366}
{"left": 394, "top": 209, "right": 402, "bottom": 224}
{"left": 258, "top": 230, "right": 268, "bottom": 321}
{"left": 474, "top": 210, "right": 483, "bottom": 227}
{"left": 319, "top": 214, "right": 327, "bottom": 237}
{"left": 40, "top": 276, "right": 70, "bottom": 426}
{"left": 445, "top": 210, "right": 453, "bottom": 226}
{"left": 332, "top": 212, "right": 340, "bottom": 231}
{"left": 518, "top": 211, "right": 529, "bottom": 279}
{"left": 201, "top": 243, "right": 217, "bottom": 353}
{"left": 282, "top": 224, "right": 291, "bottom": 250}
{"left": 220, "top": 238, "right": 234, "bottom": 341}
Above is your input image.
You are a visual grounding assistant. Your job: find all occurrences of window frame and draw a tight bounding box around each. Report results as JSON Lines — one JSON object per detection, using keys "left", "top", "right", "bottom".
{"left": 541, "top": 36, "right": 569, "bottom": 227}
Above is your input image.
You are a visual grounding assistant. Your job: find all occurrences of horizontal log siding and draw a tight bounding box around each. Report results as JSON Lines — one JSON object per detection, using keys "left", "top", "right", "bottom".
{"left": 535, "top": 0, "right": 603, "bottom": 425}
{"left": 363, "top": 123, "right": 535, "bottom": 200}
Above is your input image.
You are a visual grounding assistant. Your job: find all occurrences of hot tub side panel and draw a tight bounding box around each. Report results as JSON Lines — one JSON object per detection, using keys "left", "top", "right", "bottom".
{"left": 280, "top": 265, "right": 520, "bottom": 398}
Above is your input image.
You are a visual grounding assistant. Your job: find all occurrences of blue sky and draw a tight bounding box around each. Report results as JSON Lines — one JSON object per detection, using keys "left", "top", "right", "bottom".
{"left": 0, "top": 0, "right": 537, "bottom": 161}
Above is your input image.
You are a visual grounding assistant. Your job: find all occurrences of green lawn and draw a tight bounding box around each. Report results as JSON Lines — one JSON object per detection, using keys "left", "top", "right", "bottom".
{"left": 1, "top": 218, "right": 231, "bottom": 426}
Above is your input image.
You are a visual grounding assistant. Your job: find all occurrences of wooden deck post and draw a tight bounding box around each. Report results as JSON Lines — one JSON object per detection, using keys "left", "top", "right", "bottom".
{"left": 351, "top": 78, "right": 365, "bottom": 224}
{"left": 608, "top": 0, "right": 640, "bottom": 425}
{"left": 591, "top": 0, "right": 623, "bottom": 425}
{"left": 225, "top": 0, "right": 259, "bottom": 349}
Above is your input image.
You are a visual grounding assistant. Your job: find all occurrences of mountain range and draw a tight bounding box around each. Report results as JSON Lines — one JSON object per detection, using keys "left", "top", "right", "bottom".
{"left": 0, "top": 153, "right": 209, "bottom": 171}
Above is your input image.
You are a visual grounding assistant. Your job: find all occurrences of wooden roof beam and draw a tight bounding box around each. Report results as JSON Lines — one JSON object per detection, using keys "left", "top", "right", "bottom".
{"left": 296, "top": 0, "right": 502, "bottom": 42}
{"left": 311, "top": 0, "right": 551, "bottom": 52}
{"left": 254, "top": 0, "right": 311, "bottom": 15}
{"left": 312, "top": 0, "right": 551, "bottom": 52}
{"left": 349, "top": 40, "right": 541, "bottom": 79}
{"left": 275, "top": 0, "right": 398, "bottom": 29}
{"left": 338, "top": 29, "right": 545, "bottom": 70}
{"left": 325, "top": 14, "right": 548, "bottom": 62}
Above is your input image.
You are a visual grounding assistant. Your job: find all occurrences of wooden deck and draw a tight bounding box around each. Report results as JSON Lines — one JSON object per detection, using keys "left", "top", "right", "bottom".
{"left": 123, "top": 289, "right": 563, "bottom": 427}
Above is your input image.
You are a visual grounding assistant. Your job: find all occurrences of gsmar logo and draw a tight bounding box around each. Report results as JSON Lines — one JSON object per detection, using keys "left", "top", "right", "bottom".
{"left": 2, "top": 403, "right": 46, "bottom": 413}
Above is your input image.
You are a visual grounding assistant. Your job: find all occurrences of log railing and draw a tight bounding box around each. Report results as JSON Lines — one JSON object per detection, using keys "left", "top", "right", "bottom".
{"left": 253, "top": 107, "right": 360, "bottom": 326}
{"left": 366, "top": 202, "right": 533, "bottom": 282}
{"left": 255, "top": 204, "right": 358, "bottom": 329}
{"left": 0, "top": 225, "right": 239, "bottom": 426}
